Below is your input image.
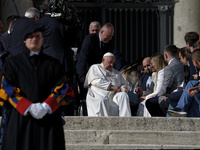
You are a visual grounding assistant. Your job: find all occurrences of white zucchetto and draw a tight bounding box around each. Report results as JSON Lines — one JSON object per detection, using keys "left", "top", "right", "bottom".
{"left": 103, "top": 52, "right": 114, "bottom": 58}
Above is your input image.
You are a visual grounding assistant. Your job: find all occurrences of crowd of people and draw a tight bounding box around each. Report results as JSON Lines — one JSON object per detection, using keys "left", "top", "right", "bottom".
{"left": 0, "top": 5, "right": 200, "bottom": 150}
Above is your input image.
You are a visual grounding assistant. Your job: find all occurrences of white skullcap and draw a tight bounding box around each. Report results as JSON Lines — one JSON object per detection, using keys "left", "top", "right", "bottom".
{"left": 103, "top": 52, "right": 114, "bottom": 58}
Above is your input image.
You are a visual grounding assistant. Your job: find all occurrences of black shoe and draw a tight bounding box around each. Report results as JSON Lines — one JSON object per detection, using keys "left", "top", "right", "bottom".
{"left": 167, "top": 108, "right": 187, "bottom": 117}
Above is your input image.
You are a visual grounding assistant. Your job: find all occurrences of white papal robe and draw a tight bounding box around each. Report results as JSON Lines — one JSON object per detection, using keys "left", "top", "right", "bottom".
{"left": 84, "top": 63, "right": 131, "bottom": 116}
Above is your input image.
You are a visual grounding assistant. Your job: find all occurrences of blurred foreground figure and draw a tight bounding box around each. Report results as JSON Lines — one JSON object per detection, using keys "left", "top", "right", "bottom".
{"left": 0, "top": 22, "right": 74, "bottom": 150}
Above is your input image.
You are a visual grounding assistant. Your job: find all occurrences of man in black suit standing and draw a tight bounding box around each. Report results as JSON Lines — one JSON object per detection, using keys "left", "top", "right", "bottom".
{"left": 37, "top": 7, "right": 75, "bottom": 83}
{"left": 76, "top": 23, "right": 114, "bottom": 84}
{"left": 0, "top": 15, "right": 20, "bottom": 70}
{"left": 37, "top": 6, "right": 77, "bottom": 116}
{"left": 0, "top": 15, "right": 20, "bottom": 51}
{"left": 7, "top": 7, "right": 40, "bottom": 57}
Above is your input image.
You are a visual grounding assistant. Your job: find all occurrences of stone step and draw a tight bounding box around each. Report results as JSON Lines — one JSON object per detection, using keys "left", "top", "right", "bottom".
{"left": 64, "top": 144, "right": 200, "bottom": 150}
{"left": 63, "top": 116, "right": 200, "bottom": 131}
{"left": 63, "top": 117, "right": 200, "bottom": 149}
{"left": 64, "top": 130, "right": 200, "bottom": 145}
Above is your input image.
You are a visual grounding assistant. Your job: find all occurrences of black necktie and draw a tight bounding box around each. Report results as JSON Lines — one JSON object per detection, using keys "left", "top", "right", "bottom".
{"left": 100, "top": 41, "right": 104, "bottom": 50}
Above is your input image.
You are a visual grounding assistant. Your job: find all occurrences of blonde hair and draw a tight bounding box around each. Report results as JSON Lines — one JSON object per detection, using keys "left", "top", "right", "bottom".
{"left": 151, "top": 53, "right": 166, "bottom": 73}
{"left": 120, "top": 63, "right": 141, "bottom": 88}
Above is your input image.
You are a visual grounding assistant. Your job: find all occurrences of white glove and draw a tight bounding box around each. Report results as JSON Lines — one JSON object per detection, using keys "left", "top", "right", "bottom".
{"left": 42, "top": 102, "right": 52, "bottom": 114}
{"left": 29, "top": 103, "right": 48, "bottom": 119}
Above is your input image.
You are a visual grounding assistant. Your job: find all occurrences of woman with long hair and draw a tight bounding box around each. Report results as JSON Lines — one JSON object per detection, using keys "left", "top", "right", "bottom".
{"left": 120, "top": 60, "right": 143, "bottom": 116}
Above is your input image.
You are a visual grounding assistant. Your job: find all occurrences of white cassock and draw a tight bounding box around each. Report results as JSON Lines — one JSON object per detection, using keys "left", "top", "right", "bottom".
{"left": 84, "top": 63, "right": 132, "bottom": 117}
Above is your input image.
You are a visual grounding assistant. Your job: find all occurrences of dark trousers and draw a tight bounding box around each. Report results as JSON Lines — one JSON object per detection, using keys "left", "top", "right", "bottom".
{"left": 160, "top": 91, "right": 183, "bottom": 115}
{"left": 145, "top": 96, "right": 165, "bottom": 117}
{"left": 167, "top": 91, "right": 183, "bottom": 108}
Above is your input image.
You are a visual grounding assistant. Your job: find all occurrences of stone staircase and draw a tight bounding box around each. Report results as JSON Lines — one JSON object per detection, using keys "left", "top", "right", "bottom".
{"left": 63, "top": 117, "right": 200, "bottom": 149}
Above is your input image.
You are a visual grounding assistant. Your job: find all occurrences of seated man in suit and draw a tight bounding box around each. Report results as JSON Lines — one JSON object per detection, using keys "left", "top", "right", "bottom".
{"left": 135, "top": 57, "right": 154, "bottom": 97}
{"left": 168, "top": 49, "right": 200, "bottom": 117}
{"left": 145, "top": 44, "right": 184, "bottom": 116}
{"left": 84, "top": 52, "right": 131, "bottom": 116}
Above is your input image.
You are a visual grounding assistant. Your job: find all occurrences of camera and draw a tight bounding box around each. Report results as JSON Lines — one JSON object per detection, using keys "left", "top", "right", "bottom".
{"left": 40, "top": 0, "right": 81, "bottom": 27}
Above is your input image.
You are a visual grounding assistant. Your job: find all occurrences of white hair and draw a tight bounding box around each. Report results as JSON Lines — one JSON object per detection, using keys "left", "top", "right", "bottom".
{"left": 25, "top": 7, "right": 40, "bottom": 19}
{"left": 89, "top": 21, "right": 101, "bottom": 29}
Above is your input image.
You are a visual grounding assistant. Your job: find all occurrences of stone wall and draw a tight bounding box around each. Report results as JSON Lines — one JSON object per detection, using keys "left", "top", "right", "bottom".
{"left": 174, "top": 0, "right": 200, "bottom": 48}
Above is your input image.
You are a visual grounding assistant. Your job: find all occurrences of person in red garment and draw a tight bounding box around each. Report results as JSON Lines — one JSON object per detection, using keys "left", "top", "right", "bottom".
{"left": 0, "top": 22, "right": 73, "bottom": 150}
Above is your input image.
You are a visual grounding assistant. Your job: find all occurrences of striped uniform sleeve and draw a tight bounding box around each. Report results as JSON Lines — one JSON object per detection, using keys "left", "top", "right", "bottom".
{"left": 1, "top": 76, "right": 32, "bottom": 115}
{"left": 0, "top": 89, "right": 8, "bottom": 107}
{"left": 0, "top": 76, "right": 9, "bottom": 107}
{"left": 44, "top": 83, "right": 74, "bottom": 113}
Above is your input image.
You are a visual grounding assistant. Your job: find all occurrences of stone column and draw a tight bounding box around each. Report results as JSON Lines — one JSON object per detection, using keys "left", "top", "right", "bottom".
{"left": 174, "top": 0, "right": 200, "bottom": 48}
{"left": 0, "top": 0, "right": 33, "bottom": 31}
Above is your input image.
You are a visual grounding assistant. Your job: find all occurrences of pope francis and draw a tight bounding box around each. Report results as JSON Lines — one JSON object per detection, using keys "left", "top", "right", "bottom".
{"left": 84, "top": 52, "right": 131, "bottom": 116}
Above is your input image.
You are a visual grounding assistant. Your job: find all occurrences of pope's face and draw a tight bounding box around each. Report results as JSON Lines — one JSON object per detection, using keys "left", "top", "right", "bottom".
{"left": 24, "top": 31, "right": 44, "bottom": 52}
{"left": 102, "top": 56, "right": 115, "bottom": 71}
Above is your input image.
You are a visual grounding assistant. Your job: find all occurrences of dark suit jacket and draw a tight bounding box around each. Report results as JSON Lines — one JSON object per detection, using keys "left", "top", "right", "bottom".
{"left": 9, "top": 17, "right": 34, "bottom": 56}
{"left": 37, "top": 14, "right": 70, "bottom": 63}
{"left": 0, "top": 31, "right": 9, "bottom": 50}
{"left": 76, "top": 33, "right": 113, "bottom": 79}
{"left": 37, "top": 15, "right": 75, "bottom": 79}
{"left": 113, "top": 50, "right": 127, "bottom": 71}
